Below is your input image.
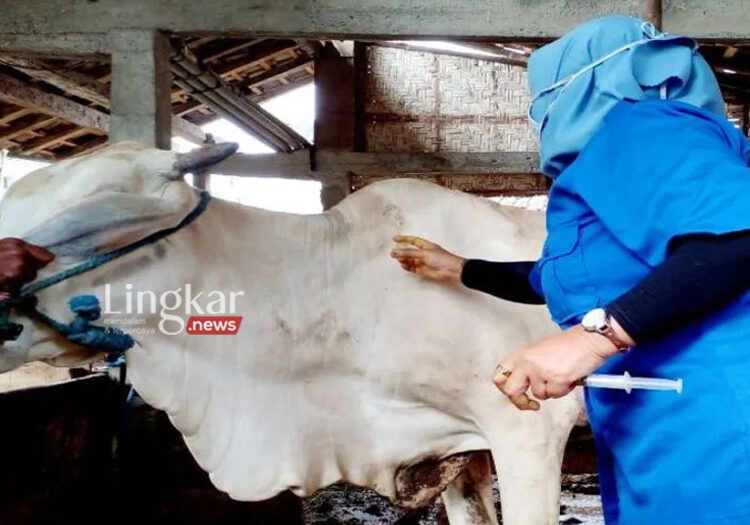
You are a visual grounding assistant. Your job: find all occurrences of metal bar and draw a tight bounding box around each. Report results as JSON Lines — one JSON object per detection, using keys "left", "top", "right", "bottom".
{"left": 171, "top": 49, "right": 310, "bottom": 151}
{"left": 170, "top": 59, "right": 292, "bottom": 151}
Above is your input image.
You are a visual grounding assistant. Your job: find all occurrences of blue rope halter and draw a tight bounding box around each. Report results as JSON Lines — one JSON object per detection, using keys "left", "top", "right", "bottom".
{"left": 0, "top": 191, "right": 211, "bottom": 363}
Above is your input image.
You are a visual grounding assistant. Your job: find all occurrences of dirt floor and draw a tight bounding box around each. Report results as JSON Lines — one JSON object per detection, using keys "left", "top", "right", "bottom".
{"left": 304, "top": 474, "right": 603, "bottom": 525}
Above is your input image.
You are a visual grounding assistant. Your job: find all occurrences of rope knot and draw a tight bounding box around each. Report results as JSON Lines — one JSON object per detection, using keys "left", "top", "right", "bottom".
{"left": 68, "top": 294, "right": 101, "bottom": 321}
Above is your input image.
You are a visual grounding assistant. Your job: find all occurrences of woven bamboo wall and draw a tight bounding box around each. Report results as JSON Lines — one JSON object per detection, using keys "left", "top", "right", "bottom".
{"left": 364, "top": 47, "right": 536, "bottom": 153}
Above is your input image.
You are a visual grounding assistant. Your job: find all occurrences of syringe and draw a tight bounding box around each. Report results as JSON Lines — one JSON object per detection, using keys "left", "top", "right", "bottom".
{"left": 584, "top": 371, "right": 683, "bottom": 394}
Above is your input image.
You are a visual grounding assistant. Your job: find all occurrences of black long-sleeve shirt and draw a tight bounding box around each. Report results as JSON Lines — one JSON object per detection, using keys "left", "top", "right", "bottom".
{"left": 460, "top": 231, "right": 750, "bottom": 345}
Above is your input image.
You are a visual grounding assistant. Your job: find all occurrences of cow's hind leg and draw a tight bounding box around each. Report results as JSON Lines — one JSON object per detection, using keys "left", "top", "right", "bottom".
{"left": 441, "top": 452, "right": 499, "bottom": 525}
{"left": 487, "top": 425, "right": 567, "bottom": 525}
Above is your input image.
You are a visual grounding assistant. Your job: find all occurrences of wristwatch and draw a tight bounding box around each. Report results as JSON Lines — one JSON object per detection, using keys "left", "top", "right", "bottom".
{"left": 581, "top": 308, "right": 631, "bottom": 352}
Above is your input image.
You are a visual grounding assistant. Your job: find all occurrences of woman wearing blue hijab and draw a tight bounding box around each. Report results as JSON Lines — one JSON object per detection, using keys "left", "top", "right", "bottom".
{"left": 392, "top": 15, "right": 750, "bottom": 524}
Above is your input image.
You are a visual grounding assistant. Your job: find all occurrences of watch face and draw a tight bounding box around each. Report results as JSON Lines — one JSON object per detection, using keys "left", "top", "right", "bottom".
{"left": 582, "top": 308, "right": 607, "bottom": 331}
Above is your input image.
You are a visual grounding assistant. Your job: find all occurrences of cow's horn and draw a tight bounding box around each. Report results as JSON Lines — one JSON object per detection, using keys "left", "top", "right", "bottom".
{"left": 172, "top": 142, "right": 239, "bottom": 176}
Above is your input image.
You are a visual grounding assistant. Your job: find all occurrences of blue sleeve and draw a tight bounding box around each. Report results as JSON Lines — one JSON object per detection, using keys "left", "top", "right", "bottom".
{"left": 568, "top": 102, "right": 750, "bottom": 267}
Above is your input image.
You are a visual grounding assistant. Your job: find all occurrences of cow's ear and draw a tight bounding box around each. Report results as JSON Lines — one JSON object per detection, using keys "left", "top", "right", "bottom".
{"left": 23, "top": 192, "right": 195, "bottom": 260}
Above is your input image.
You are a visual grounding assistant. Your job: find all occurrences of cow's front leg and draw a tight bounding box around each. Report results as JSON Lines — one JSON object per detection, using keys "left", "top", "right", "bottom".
{"left": 441, "top": 452, "right": 499, "bottom": 525}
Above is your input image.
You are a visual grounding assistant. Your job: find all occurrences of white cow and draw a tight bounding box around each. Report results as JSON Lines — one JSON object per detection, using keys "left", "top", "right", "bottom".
{"left": 0, "top": 143, "right": 583, "bottom": 525}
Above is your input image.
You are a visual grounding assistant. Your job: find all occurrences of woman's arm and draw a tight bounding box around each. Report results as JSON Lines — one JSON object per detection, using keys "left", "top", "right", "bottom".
{"left": 460, "top": 260, "right": 545, "bottom": 304}
{"left": 390, "top": 235, "right": 543, "bottom": 304}
{"left": 608, "top": 230, "right": 750, "bottom": 344}
{"left": 494, "top": 229, "right": 750, "bottom": 411}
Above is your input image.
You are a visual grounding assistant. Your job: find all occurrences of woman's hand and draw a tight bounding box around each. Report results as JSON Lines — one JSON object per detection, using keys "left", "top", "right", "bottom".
{"left": 493, "top": 325, "right": 624, "bottom": 411}
{"left": 391, "top": 236, "right": 467, "bottom": 282}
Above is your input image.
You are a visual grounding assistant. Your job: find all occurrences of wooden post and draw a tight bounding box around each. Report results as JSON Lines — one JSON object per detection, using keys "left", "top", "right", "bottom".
{"left": 109, "top": 29, "right": 172, "bottom": 149}
{"left": 640, "top": 0, "right": 663, "bottom": 29}
{"left": 314, "top": 43, "right": 356, "bottom": 210}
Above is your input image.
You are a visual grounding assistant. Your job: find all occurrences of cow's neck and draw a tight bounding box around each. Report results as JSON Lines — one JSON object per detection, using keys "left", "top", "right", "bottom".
{"left": 123, "top": 196, "right": 353, "bottom": 367}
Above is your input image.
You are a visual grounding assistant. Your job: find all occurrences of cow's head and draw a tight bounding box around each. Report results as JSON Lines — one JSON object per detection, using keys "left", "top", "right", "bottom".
{"left": 0, "top": 141, "right": 237, "bottom": 372}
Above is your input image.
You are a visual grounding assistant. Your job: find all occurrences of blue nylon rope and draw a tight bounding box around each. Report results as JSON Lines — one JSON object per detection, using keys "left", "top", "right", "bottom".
{"left": 0, "top": 191, "right": 211, "bottom": 360}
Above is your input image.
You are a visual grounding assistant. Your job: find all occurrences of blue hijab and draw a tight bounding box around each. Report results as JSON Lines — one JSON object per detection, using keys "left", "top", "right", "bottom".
{"left": 528, "top": 15, "right": 725, "bottom": 178}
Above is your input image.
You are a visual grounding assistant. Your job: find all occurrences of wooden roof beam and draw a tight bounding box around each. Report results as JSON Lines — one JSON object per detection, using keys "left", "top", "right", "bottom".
{"left": 212, "top": 41, "right": 299, "bottom": 77}
{"left": 0, "top": 70, "right": 109, "bottom": 130}
{"left": 198, "top": 38, "right": 266, "bottom": 63}
{"left": 58, "top": 135, "right": 108, "bottom": 159}
{"left": 21, "top": 125, "right": 89, "bottom": 154}
{"left": 3, "top": 1, "right": 750, "bottom": 44}
{"left": 249, "top": 77, "right": 313, "bottom": 103}
{"left": 0, "top": 113, "right": 58, "bottom": 142}
{"left": 242, "top": 55, "right": 314, "bottom": 88}
{"left": 0, "top": 59, "right": 207, "bottom": 145}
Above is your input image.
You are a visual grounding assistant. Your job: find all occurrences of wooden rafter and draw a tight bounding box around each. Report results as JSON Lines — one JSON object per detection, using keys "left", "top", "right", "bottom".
{"left": 0, "top": 113, "right": 58, "bottom": 142}
{"left": 0, "top": 104, "right": 34, "bottom": 125}
{"left": 241, "top": 55, "right": 314, "bottom": 88}
{"left": 212, "top": 40, "right": 299, "bottom": 77}
{"left": 249, "top": 77, "right": 313, "bottom": 103}
{"left": 58, "top": 135, "right": 108, "bottom": 159}
{"left": 0, "top": 56, "right": 207, "bottom": 144}
{"left": 198, "top": 39, "right": 266, "bottom": 64}
{"left": 21, "top": 125, "right": 89, "bottom": 154}
{"left": 0, "top": 71, "right": 108, "bottom": 130}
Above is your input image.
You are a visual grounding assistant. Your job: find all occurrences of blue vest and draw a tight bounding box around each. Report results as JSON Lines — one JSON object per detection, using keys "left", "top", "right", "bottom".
{"left": 531, "top": 100, "right": 750, "bottom": 525}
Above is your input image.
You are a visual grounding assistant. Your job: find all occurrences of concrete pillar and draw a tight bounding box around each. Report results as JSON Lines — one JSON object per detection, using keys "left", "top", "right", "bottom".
{"left": 109, "top": 29, "right": 172, "bottom": 149}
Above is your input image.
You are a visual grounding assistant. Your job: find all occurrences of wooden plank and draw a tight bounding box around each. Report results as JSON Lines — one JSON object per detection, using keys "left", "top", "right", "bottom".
{"left": 640, "top": 0, "right": 663, "bottom": 29}
{"left": 316, "top": 151, "right": 541, "bottom": 175}
{"left": 0, "top": 106, "right": 34, "bottom": 126}
{"left": 0, "top": 55, "right": 110, "bottom": 107}
{"left": 212, "top": 150, "right": 312, "bottom": 178}
{"left": 58, "top": 135, "right": 108, "bottom": 159}
{"left": 170, "top": 115, "right": 207, "bottom": 145}
{"left": 198, "top": 38, "right": 265, "bottom": 64}
{"left": 212, "top": 150, "right": 547, "bottom": 195}
{"left": 249, "top": 77, "right": 313, "bottom": 103}
{"left": 212, "top": 150, "right": 542, "bottom": 178}
{"left": 349, "top": 172, "right": 548, "bottom": 195}
{"left": 21, "top": 125, "right": 88, "bottom": 154}
{"left": 242, "top": 55, "right": 313, "bottom": 88}
{"left": 0, "top": 53, "right": 207, "bottom": 145}
{"left": 0, "top": 113, "right": 57, "bottom": 141}
{"left": 212, "top": 41, "right": 299, "bottom": 77}
{"left": 0, "top": 71, "right": 109, "bottom": 130}
{"left": 315, "top": 45, "right": 356, "bottom": 209}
